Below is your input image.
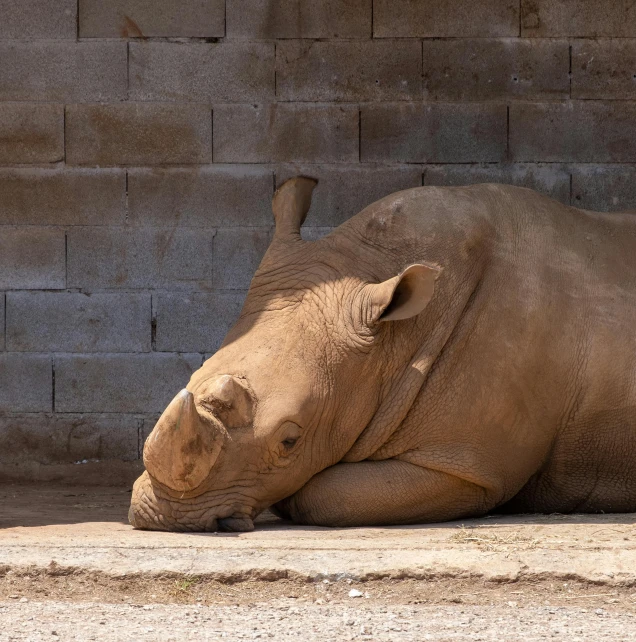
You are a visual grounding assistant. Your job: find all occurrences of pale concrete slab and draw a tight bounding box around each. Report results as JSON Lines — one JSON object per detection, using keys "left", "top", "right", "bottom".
{"left": 1, "top": 485, "right": 634, "bottom": 585}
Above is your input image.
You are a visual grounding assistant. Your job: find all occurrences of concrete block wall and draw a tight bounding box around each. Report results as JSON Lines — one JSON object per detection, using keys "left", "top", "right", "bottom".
{"left": 1, "top": 0, "right": 635, "bottom": 483}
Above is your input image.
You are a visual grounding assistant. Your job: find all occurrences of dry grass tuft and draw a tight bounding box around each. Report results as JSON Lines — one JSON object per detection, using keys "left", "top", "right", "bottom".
{"left": 173, "top": 576, "right": 200, "bottom": 596}
{"left": 448, "top": 525, "right": 540, "bottom": 551}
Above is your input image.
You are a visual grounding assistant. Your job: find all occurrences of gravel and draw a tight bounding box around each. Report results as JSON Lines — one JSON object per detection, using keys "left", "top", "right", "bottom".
{"left": 1, "top": 600, "right": 635, "bottom": 641}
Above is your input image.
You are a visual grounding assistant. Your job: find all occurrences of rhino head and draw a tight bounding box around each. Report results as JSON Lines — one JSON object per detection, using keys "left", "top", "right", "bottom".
{"left": 129, "top": 177, "right": 440, "bottom": 532}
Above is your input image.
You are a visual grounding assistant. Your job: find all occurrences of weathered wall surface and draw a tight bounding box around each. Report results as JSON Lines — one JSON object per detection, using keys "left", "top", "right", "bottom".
{"left": 1, "top": 0, "right": 635, "bottom": 483}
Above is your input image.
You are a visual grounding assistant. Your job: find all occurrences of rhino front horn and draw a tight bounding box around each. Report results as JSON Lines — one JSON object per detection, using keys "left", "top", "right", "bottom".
{"left": 143, "top": 389, "right": 223, "bottom": 493}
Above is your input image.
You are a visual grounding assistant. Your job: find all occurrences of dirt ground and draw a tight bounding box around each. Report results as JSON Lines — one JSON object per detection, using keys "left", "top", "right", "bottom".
{"left": 1, "top": 484, "right": 636, "bottom": 640}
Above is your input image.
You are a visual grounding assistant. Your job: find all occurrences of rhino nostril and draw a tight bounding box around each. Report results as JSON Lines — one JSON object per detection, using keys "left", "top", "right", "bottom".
{"left": 217, "top": 516, "right": 255, "bottom": 532}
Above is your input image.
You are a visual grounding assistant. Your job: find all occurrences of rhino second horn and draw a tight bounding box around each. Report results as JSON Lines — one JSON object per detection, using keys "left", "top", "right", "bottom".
{"left": 143, "top": 389, "right": 223, "bottom": 493}
{"left": 207, "top": 374, "right": 253, "bottom": 428}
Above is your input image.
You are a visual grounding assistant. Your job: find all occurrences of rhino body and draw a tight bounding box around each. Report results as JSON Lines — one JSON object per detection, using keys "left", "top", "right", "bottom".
{"left": 129, "top": 180, "right": 636, "bottom": 531}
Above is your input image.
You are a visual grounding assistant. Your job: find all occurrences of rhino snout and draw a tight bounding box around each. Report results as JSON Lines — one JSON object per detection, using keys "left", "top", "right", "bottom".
{"left": 128, "top": 471, "right": 256, "bottom": 532}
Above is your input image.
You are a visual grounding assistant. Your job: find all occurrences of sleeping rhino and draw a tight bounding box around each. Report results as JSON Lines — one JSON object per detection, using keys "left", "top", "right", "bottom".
{"left": 129, "top": 177, "right": 636, "bottom": 532}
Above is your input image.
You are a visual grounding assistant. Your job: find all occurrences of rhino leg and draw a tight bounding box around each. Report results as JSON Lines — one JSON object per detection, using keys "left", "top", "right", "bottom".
{"left": 273, "top": 460, "right": 494, "bottom": 527}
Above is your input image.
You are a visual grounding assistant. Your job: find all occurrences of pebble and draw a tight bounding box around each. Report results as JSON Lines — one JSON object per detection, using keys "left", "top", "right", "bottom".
{"left": 348, "top": 589, "right": 364, "bottom": 598}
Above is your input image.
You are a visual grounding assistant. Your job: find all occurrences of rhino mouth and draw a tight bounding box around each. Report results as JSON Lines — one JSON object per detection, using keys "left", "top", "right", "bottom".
{"left": 128, "top": 471, "right": 255, "bottom": 533}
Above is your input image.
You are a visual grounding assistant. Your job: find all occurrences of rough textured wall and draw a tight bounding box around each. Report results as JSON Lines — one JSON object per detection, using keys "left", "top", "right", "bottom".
{"left": 1, "top": 0, "right": 635, "bottom": 483}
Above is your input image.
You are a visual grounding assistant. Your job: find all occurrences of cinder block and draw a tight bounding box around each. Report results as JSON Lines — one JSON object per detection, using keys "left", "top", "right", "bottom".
{"left": 212, "top": 228, "right": 273, "bottom": 289}
{"left": 214, "top": 104, "right": 358, "bottom": 163}
{"left": 572, "top": 166, "right": 636, "bottom": 212}
{"left": 0, "top": 353, "right": 51, "bottom": 412}
{"left": 521, "top": 0, "right": 636, "bottom": 37}
{"left": 0, "top": 228, "right": 65, "bottom": 290}
{"left": 55, "top": 353, "right": 202, "bottom": 413}
{"left": 422, "top": 39, "right": 569, "bottom": 101}
{"left": 0, "top": 0, "right": 76, "bottom": 38}
{"left": 572, "top": 40, "right": 636, "bottom": 100}
{"left": 0, "top": 41, "right": 126, "bottom": 102}
{"left": 79, "top": 0, "right": 225, "bottom": 37}
{"left": 424, "top": 164, "right": 571, "bottom": 205}
{"left": 226, "top": 0, "right": 371, "bottom": 39}
{"left": 276, "top": 40, "right": 421, "bottom": 102}
{"left": 65, "top": 104, "right": 212, "bottom": 166}
{"left": 6, "top": 292, "right": 151, "bottom": 353}
{"left": 0, "top": 414, "right": 139, "bottom": 465}
{"left": 276, "top": 165, "right": 422, "bottom": 226}
{"left": 155, "top": 291, "right": 248, "bottom": 352}
{"left": 67, "top": 227, "right": 215, "bottom": 290}
{"left": 0, "top": 104, "right": 64, "bottom": 165}
{"left": 0, "top": 168, "right": 125, "bottom": 226}
{"left": 0, "top": 294, "right": 4, "bottom": 351}
{"left": 130, "top": 42, "right": 274, "bottom": 103}
{"left": 374, "top": 0, "right": 519, "bottom": 37}
{"left": 128, "top": 166, "right": 273, "bottom": 227}
{"left": 361, "top": 104, "right": 507, "bottom": 163}
{"left": 510, "top": 103, "right": 636, "bottom": 163}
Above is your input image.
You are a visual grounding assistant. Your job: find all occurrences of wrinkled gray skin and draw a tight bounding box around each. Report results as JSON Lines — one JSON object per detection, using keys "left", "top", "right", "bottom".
{"left": 129, "top": 178, "right": 636, "bottom": 532}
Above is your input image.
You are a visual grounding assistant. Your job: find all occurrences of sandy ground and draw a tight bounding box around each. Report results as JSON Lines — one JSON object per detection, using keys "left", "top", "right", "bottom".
{"left": 1, "top": 484, "right": 636, "bottom": 640}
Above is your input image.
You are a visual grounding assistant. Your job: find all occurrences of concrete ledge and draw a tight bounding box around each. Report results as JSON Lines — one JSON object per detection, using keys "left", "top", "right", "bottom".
{"left": 1, "top": 486, "right": 634, "bottom": 586}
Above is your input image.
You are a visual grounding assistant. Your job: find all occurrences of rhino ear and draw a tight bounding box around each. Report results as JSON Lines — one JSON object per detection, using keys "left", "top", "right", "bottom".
{"left": 272, "top": 176, "right": 318, "bottom": 238}
{"left": 366, "top": 263, "right": 441, "bottom": 323}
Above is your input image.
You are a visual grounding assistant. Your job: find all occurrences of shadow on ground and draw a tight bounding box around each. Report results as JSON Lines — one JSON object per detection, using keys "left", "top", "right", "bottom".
{"left": 2, "top": 483, "right": 635, "bottom": 532}
{"left": 0, "top": 484, "right": 133, "bottom": 528}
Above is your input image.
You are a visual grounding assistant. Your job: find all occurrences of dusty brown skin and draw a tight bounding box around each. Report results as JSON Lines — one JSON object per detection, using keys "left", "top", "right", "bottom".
{"left": 129, "top": 178, "right": 636, "bottom": 532}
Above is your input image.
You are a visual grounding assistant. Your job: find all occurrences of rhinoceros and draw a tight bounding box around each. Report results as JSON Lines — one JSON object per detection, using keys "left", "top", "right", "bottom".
{"left": 129, "top": 177, "right": 636, "bottom": 532}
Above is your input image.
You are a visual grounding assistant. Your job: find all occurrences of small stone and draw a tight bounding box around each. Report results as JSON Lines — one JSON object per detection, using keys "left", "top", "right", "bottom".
{"left": 19, "top": 597, "right": 28, "bottom": 603}
{"left": 348, "top": 589, "right": 364, "bottom": 598}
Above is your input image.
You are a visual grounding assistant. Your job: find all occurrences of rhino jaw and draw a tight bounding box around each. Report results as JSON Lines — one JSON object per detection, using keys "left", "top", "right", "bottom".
{"left": 143, "top": 389, "right": 223, "bottom": 493}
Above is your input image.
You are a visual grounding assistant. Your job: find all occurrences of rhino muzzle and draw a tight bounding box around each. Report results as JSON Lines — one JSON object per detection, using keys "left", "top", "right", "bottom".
{"left": 128, "top": 470, "right": 256, "bottom": 532}
{"left": 143, "top": 388, "right": 224, "bottom": 493}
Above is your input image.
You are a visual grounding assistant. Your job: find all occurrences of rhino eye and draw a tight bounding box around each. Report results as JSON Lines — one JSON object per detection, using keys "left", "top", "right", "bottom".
{"left": 281, "top": 437, "right": 299, "bottom": 450}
